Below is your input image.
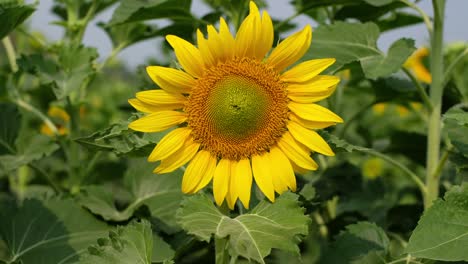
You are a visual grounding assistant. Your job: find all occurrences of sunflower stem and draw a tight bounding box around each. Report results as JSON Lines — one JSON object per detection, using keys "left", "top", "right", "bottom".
{"left": 424, "top": 0, "right": 445, "bottom": 209}
{"left": 399, "top": 0, "right": 433, "bottom": 36}
{"left": 402, "top": 67, "right": 433, "bottom": 111}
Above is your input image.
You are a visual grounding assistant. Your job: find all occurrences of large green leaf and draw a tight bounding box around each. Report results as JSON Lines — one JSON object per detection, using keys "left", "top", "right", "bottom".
{"left": 109, "top": 0, "right": 193, "bottom": 25}
{"left": 177, "top": 192, "right": 310, "bottom": 263}
{"left": 406, "top": 184, "right": 468, "bottom": 261}
{"left": 0, "top": 135, "right": 59, "bottom": 176}
{"left": 78, "top": 159, "right": 183, "bottom": 231}
{"left": 305, "top": 22, "right": 415, "bottom": 79}
{"left": 0, "top": 2, "right": 35, "bottom": 39}
{"left": 0, "top": 198, "right": 109, "bottom": 264}
{"left": 79, "top": 220, "right": 153, "bottom": 264}
{"left": 0, "top": 102, "right": 20, "bottom": 155}
{"left": 321, "top": 222, "right": 390, "bottom": 264}
{"left": 444, "top": 109, "right": 468, "bottom": 158}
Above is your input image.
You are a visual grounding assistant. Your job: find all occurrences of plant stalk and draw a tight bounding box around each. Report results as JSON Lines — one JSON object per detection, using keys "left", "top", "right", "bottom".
{"left": 424, "top": 0, "right": 445, "bottom": 209}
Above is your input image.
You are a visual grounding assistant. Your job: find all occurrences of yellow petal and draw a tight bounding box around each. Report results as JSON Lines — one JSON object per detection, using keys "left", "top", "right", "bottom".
{"left": 287, "top": 75, "right": 340, "bottom": 95}
{"left": 213, "top": 159, "right": 231, "bottom": 206}
{"left": 287, "top": 121, "right": 334, "bottom": 156}
{"left": 269, "top": 147, "right": 296, "bottom": 191}
{"left": 265, "top": 151, "right": 288, "bottom": 194}
{"left": 290, "top": 113, "right": 338, "bottom": 129}
{"left": 218, "top": 17, "right": 235, "bottom": 60}
{"left": 128, "top": 111, "right": 187, "bottom": 132}
{"left": 257, "top": 10, "right": 273, "bottom": 59}
{"left": 251, "top": 154, "right": 275, "bottom": 202}
{"left": 282, "top": 59, "right": 336, "bottom": 83}
{"left": 129, "top": 98, "right": 181, "bottom": 113}
{"left": 136, "top": 90, "right": 186, "bottom": 105}
{"left": 197, "top": 29, "right": 216, "bottom": 68}
{"left": 233, "top": 159, "right": 252, "bottom": 209}
{"left": 226, "top": 163, "right": 238, "bottom": 210}
{"left": 288, "top": 102, "right": 343, "bottom": 123}
{"left": 277, "top": 132, "right": 318, "bottom": 171}
{"left": 266, "top": 25, "right": 312, "bottom": 72}
{"left": 166, "top": 35, "right": 204, "bottom": 78}
{"left": 148, "top": 127, "right": 192, "bottom": 161}
{"left": 154, "top": 138, "right": 200, "bottom": 174}
{"left": 182, "top": 150, "right": 216, "bottom": 193}
{"left": 288, "top": 85, "right": 337, "bottom": 103}
{"left": 146, "top": 66, "right": 195, "bottom": 94}
{"left": 235, "top": 7, "right": 257, "bottom": 58}
{"left": 192, "top": 152, "right": 217, "bottom": 193}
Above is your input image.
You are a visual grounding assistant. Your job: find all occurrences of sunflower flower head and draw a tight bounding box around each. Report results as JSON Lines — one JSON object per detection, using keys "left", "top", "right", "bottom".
{"left": 128, "top": 2, "right": 343, "bottom": 209}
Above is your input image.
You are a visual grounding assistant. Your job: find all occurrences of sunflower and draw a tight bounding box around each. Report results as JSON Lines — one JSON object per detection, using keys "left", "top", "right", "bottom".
{"left": 128, "top": 2, "right": 343, "bottom": 209}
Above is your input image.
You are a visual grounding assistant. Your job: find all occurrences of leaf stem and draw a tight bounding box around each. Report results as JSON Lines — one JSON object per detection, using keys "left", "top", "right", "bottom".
{"left": 424, "top": 0, "right": 445, "bottom": 209}
{"left": 14, "top": 98, "right": 59, "bottom": 136}
{"left": 359, "top": 148, "right": 427, "bottom": 196}
{"left": 402, "top": 67, "right": 433, "bottom": 111}
{"left": 215, "top": 237, "right": 230, "bottom": 264}
{"left": 2, "top": 36, "right": 19, "bottom": 72}
{"left": 399, "top": 0, "right": 433, "bottom": 35}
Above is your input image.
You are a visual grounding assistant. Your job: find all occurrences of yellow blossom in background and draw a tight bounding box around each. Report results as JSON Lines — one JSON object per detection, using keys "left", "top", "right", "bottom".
{"left": 362, "top": 157, "right": 384, "bottom": 180}
{"left": 40, "top": 106, "right": 70, "bottom": 136}
{"left": 372, "top": 103, "right": 387, "bottom": 115}
{"left": 404, "top": 47, "right": 432, "bottom": 84}
{"left": 395, "top": 105, "right": 410, "bottom": 117}
{"left": 128, "top": 2, "right": 343, "bottom": 209}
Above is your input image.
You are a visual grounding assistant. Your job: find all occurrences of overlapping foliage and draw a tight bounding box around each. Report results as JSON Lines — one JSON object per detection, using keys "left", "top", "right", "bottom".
{"left": 0, "top": 0, "right": 467, "bottom": 263}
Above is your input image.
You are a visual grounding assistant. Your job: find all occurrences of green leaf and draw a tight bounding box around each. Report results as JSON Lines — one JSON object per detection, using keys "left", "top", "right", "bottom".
{"left": 17, "top": 44, "right": 98, "bottom": 100}
{"left": 321, "top": 222, "right": 390, "bottom": 264}
{"left": 0, "top": 102, "right": 21, "bottom": 154}
{"left": 177, "top": 192, "right": 310, "bottom": 263}
{"left": 376, "top": 12, "right": 423, "bottom": 32}
{"left": 406, "top": 184, "right": 468, "bottom": 261}
{"left": 75, "top": 116, "right": 166, "bottom": 157}
{"left": 305, "top": 22, "right": 415, "bottom": 79}
{"left": 109, "top": 0, "right": 193, "bottom": 25}
{"left": 78, "top": 159, "right": 184, "bottom": 231}
{"left": 79, "top": 220, "right": 154, "bottom": 264}
{"left": 334, "top": 2, "right": 404, "bottom": 22}
{"left": 0, "top": 2, "right": 35, "bottom": 39}
{"left": 152, "top": 233, "right": 175, "bottom": 263}
{"left": 444, "top": 109, "right": 468, "bottom": 158}
{"left": 0, "top": 198, "right": 109, "bottom": 264}
{"left": 0, "top": 135, "right": 59, "bottom": 176}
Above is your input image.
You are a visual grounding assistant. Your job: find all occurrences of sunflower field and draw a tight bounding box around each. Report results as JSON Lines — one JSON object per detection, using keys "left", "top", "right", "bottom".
{"left": 1, "top": 0, "right": 467, "bottom": 263}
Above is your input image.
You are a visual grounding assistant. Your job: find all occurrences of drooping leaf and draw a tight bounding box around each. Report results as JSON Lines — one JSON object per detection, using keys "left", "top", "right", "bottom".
{"left": 334, "top": 2, "right": 404, "bottom": 22}
{"left": 406, "top": 184, "right": 468, "bottom": 261}
{"left": 79, "top": 220, "right": 154, "bottom": 264}
{"left": 363, "top": 0, "right": 395, "bottom": 6}
{"left": 304, "top": 22, "right": 415, "bottom": 79}
{"left": 0, "top": 2, "right": 35, "bottom": 39}
{"left": 109, "top": 0, "right": 193, "bottom": 25}
{"left": 376, "top": 12, "right": 423, "bottom": 32}
{"left": 75, "top": 116, "right": 167, "bottom": 157}
{"left": 177, "top": 192, "right": 310, "bottom": 263}
{"left": 0, "top": 198, "right": 109, "bottom": 264}
{"left": 0, "top": 135, "right": 59, "bottom": 176}
{"left": 52, "top": 0, "right": 117, "bottom": 20}
{"left": 0, "top": 102, "right": 21, "bottom": 154}
{"left": 78, "top": 159, "right": 183, "bottom": 231}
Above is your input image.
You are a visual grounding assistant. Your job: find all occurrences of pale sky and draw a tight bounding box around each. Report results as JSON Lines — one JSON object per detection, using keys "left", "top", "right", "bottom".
{"left": 30, "top": 0, "right": 468, "bottom": 68}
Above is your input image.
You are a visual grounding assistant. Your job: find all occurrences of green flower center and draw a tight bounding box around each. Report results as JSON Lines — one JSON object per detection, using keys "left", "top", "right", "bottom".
{"left": 207, "top": 76, "right": 269, "bottom": 139}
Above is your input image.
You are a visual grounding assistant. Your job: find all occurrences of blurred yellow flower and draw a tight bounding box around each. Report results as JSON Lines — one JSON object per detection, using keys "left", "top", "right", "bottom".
{"left": 372, "top": 103, "right": 387, "bottom": 115}
{"left": 40, "top": 106, "right": 70, "bottom": 136}
{"left": 362, "top": 157, "right": 384, "bottom": 180}
{"left": 404, "top": 47, "right": 432, "bottom": 84}
{"left": 128, "top": 1, "right": 343, "bottom": 209}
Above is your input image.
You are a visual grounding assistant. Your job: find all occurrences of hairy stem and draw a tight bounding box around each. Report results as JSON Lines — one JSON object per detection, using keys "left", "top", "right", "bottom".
{"left": 424, "top": 0, "right": 445, "bottom": 209}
